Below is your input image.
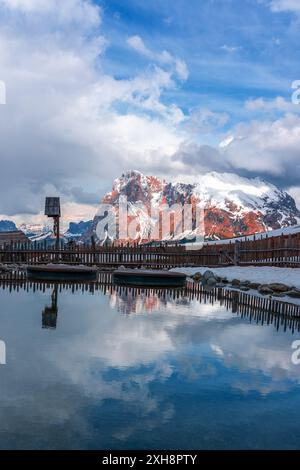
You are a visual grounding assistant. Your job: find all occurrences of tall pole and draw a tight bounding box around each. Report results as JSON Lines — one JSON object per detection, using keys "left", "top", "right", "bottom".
{"left": 54, "top": 215, "right": 60, "bottom": 250}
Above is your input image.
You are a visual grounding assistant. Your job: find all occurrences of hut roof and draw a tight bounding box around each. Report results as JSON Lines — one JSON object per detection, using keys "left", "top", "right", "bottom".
{"left": 0, "top": 230, "right": 30, "bottom": 246}
{"left": 45, "top": 197, "right": 61, "bottom": 217}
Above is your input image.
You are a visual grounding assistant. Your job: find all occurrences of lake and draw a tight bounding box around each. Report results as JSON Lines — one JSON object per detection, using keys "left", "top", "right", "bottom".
{"left": 0, "top": 279, "right": 300, "bottom": 449}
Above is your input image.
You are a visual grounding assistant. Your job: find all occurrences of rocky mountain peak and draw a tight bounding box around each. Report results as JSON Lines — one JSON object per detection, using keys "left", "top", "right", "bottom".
{"left": 93, "top": 170, "right": 300, "bottom": 242}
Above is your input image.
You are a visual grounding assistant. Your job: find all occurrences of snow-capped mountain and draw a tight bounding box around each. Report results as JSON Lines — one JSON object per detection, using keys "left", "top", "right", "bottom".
{"left": 0, "top": 220, "right": 53, "bottom": 241}
{"left": 18, "top": 221, "right": 93, "bottom": 242}
{"left": 0, "top": 220, "right": 17, "bottom": 232}
{"left": 0, "top": 219, "right": 92, "bottom": 243}
{"left": 19, "top": 223, "right": 53, "bottom": 242}
{"left": 92, "top": 170, "right": 300, "bottom": 243}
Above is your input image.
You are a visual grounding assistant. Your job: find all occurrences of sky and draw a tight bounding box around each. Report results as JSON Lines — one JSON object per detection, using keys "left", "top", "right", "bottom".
{"left": 0, "top": 0, "right": 300, "bottom": 228}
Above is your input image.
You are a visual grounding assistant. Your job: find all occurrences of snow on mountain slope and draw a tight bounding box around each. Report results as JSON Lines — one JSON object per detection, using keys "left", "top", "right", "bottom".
{"left": 193, "top": 172, "right": 278, "bottom": 212}
{"left": 92, "top": 170, "right": 300, "bottom": 243}
{"left": 19, "top": 223, "right": 53, "bottom": 241}
{"left": 28, "top": 230, "right": 53, "bottom": 242}
{"left": 18, "top": 221, "right": 93, "bottom": 242}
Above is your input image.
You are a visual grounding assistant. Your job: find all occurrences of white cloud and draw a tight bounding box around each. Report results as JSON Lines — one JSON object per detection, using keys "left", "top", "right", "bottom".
{"left": 127, "top": 35, "right": 173, "bottom": 64}
{"left": 186, "top": 108, "right": 229, "bottom": 134}
{"left": 1, "top": 0, "right": 101, "bottom": 28}
{"left": 219, "top": 135, "right": 235, "bottom": 148}
{"left": 221, "top": 44, "right": 240, "bottom": 53}
{"left": 127, "top": 35, "right": 171, "bottom": 64}
{"left": 222, "top": 113, "right": 300, "bottom": 184}
{"left": 127, "top": 35, "right": 189, "bottom": 81}
{"left": 288, "top": 186, "right": 300, "bottom": 208}
{"left": 172, "top": 106, "right": 300, "bottom": 191}
{"left": 0, "top": 1, "right": 188, "bottom": 219}
{"left": 0, "top": 0, "right": 299, "bottom": 223}
{"left": 245, "top": 96, "right": 299, "bottom": 113}
{"left": 175, "top": 58, "right": 189, "bottom": 80}
{"left": 270, "top": 0, "right": 300, "bottom": 14}
{"left": 2, "top": 0, "right": 53, "bottom": 11}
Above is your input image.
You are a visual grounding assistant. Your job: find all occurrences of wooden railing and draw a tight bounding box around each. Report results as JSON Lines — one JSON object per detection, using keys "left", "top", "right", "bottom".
{"left": 0, "top": 230, "right": 299, "bottom": 267}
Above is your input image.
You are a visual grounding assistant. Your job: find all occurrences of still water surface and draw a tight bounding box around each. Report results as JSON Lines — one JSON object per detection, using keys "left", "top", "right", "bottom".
{"left": 0, "top": 281, "right": 300, "bottom": 449}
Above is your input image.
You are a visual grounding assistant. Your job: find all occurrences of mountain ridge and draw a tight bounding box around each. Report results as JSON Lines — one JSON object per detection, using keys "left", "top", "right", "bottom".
{"left": 92, "top": 169, "right": 300, "bottom": 242}
{"left": 0, "top": 220, "right": 17, "bottom": 232}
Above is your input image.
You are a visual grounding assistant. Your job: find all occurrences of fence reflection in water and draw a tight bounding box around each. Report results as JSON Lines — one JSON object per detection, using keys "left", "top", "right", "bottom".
{"left": 0, "top": 271, "right": 300, "bottom": 334}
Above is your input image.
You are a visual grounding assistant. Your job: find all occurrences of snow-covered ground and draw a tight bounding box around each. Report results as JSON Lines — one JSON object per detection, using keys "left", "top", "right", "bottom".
{"left": 173, "top": 266, "right": 300, "bottom": 289}
{"left": 172, "top": 266, "right": 300, "bottom": 306}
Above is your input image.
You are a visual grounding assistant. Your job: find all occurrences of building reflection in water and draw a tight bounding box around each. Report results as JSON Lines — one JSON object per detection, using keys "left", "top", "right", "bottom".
{"left": 0, "top": 276, "right": 300, "bottom": 334}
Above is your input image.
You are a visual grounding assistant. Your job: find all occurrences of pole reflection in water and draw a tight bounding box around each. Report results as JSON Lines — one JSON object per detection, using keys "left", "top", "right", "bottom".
{"left": 42, "top": 285, "right": 58, "bottom": 329}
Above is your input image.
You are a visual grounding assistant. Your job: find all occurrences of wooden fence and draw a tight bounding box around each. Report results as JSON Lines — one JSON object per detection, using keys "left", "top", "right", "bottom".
{"left": 0, "top": 230, "right": 299, "bottom": 268}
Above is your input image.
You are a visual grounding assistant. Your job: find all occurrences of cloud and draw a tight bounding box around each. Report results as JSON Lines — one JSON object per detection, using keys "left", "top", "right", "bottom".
{"left": 169, "top": 106, "right": 300, "bottom": 191}
{"left": 171, "top": 141, "right": 230, "bottom": 174}
{"left": 67, "top": 187, "right": 101, "bottom": 205}
{"left": 186, "top": 108, "right": 229, "bottom": 134}
{"left": 1, "top": 0, "right": 101, "bottom": 28}
{"left": 221, "top": 44, "right": 241, "bottom": 53}
{"left": 219, "top": 135, "right": 235, "bottom": 148}
{"left": 269, "top": 0, "right": 300, "bottom": 14}
{"left": 127, "top": 35, "right": 189, "bottom": 80}
{"left": 245, "top": 96, "right": 299, "bottom": 114}
{"left": 222, "top": 113, "right": 300, "bottom": 186}
{"left": 0, "top": 1, "right": 188, "bottom": 218}
{"left": 1, "top": 0, "right": 300, "bottom": 223}
{"left": 174, "top": 58, "right": 189, "bottom": 80}
{"left": 287, "top": 186, "right": 300, "bottom": 208}
{"left": 127, "top": 35, "right": 172, "bottom": 63}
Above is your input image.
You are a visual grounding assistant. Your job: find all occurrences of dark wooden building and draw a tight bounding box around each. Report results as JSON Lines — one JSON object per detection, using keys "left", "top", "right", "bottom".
{"left": 45, "top": 197, "right": 61, "bottom": 247}
{"left": 0, "top": 230, "right": 30, "bottom": 247}
{"left": 45, "top": 197, "right": 61, "bottom": 217}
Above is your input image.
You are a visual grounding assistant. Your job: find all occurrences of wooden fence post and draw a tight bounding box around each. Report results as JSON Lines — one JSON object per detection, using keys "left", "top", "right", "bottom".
{"left": 234, "top": 241, "right": 240, "bottom": 265}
